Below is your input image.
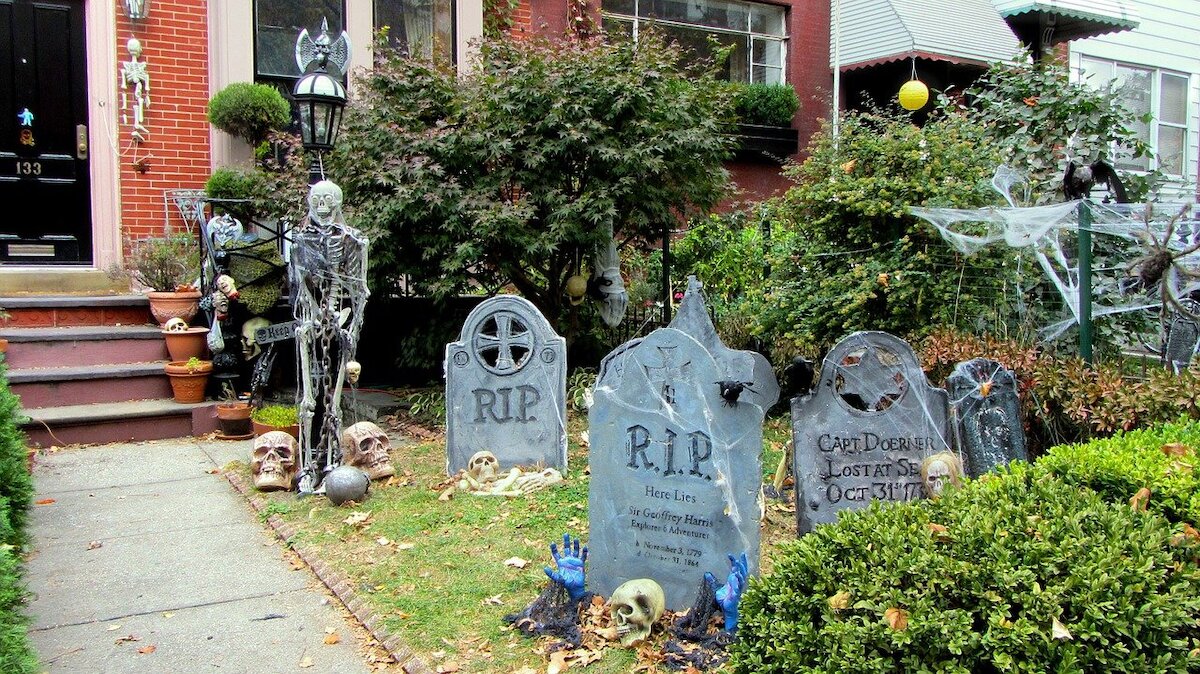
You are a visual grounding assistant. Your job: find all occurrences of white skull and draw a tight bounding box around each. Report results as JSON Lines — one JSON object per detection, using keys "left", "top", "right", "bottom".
{"left": 308, "top": 180, "right": 344, "bottom": 227}
{"left": 340, "top": 421, "right": 395, "bottom": 480}
{"left": 345, "top": 360, "right": 362, "bottom": 385}
{"left": 163, "top": 317, "right": 189, "bottom": 332}
{"left": 251, "top": 431, "right": 298, "bottom": 491}
{"left": 215, "top": 274, "right": 239, "bottom": 300}
{"left": 467, "top": 450, "right": 499, "bottom": 484}
{"left": 241, "top": 317, "right": 269, "bottom": 360}
{"left": 609, "top": 579, "right": 665, "bottom": 646}
{"left": 921, "top": 452, "right": 963, "bottom": 499}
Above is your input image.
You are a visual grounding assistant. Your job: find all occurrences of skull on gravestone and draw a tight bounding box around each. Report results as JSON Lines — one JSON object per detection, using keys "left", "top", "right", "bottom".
{"left": 609, "top": 578, "right": 665, "bottom": 646}
{"left": 340, "top": 421, "right": 396, "bottom": 480}
{"left": 251, "top": 431, "right": 298, "bottom": 491}
{"left": 241, "top": 317, "right": 270, "bottom": 361}
{"left": 921, "top": 452, "right": 964, "bottom": 499}
{"left": 467, "top": 450, "right": 500, "bottom": 484}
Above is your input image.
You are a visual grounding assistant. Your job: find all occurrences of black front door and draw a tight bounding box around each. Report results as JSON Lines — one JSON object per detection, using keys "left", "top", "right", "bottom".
{"left": 0, "top": 0, "right": 91, "bottom": 264}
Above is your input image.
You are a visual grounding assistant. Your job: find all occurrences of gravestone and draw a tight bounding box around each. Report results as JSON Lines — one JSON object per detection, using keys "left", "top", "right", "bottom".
{"left": 588, "top": 278, "right": 778, "bottom": 611}
{"left": 445, "top": 295, "right": 566, "bottom": 474}
{"left": 947, "top": 358, "right": 1026, "bottom": 476}
{"left": 792, "top": 331, "right": 951, "bottom": 534}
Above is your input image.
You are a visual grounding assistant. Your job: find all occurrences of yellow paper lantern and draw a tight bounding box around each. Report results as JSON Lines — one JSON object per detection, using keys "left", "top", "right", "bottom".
{"left": 898, "top": 79, "right": 929, "bottom": 111}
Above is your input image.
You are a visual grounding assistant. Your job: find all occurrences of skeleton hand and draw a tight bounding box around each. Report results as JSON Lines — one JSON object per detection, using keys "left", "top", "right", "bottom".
{"left": 705, "top": 552, "right": 748, "bottom": 632}
{"left": 514, "top": 469, "right": 563, "bottom": 494}
{"left": 543, "top": 533, "right": 587, "bottom": 601}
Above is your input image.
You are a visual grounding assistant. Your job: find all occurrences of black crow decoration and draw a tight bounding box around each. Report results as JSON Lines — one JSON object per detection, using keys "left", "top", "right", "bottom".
{"left": 1063, "top": 160, "right": 1129, "bottom": 203}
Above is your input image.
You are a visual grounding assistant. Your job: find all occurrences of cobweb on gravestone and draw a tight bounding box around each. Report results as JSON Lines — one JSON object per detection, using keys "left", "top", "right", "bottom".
{"left": 911, "top": 166, "right": 1197, "bottom": 340}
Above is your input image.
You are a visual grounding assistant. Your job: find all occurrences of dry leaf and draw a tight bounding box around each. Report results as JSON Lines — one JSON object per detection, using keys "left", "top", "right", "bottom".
{"left": 438, "top": 487, "right": 455, "bottom": 501}
{"left": 437, "top": 663, "right": 461, "bottom": 673}
{"left": 114, "top": 634, "right": 141, "bottom": 644}
{"left": 299, "top": 655, "right": 315, "bottom": 668}
{"left": 205, "top": 468, "right": 220, "bottom": 474}
{"left": 1051, "top": 617, "right": 1072, "bottom": 640}
{"left": 106, "top": 624, "right": 122, "bottom": 632}
{"left": 323, "top": 633, "right": 341, "bottom": 645}
{"left": 136, "top": 645, "right": 156, "bottom": 655}
{"left": 34, "top": 498, "right": 56, "bottom": 506}
{"left": 342, "top": 511, "right": 372, "bottom": 526}
{"left": 927, "top": 523, "right": 950, "bottom": 541}
{"left": 883, "top": 607, "right": 908, "bottom": 631}
{"left": 1130, "top": 487, "right": 1151, "bottom": 512}
{"left": 547, "top": 651, "right": 570, "bottom": 674}
{"left": 397, "top": 542, "right": 415, "bottom": 550}
{"left": 503, "top": 557, "right": 528, "bottom": 569}
{"left": 161, "top": 612, "right": 174, "bottom": 618}
{"left": 376, "top": 537, "right": 391, "bottom": 546}
{"left": 87, "top": 540, "right": 103, "bottom": 550}
{"left": 290, "top": 558, "right": 306, "bottom": 571}
{"left": 828, "top": 590, "right": 850, "bottom": 611}
{"left": 1162, "top": 443, "right": 1191, "bottom": 457}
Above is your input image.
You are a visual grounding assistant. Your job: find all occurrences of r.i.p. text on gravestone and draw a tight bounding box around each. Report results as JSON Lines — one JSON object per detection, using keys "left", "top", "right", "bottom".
{"left": 445, "top": 295, "right": 566, "bottom": 474}
{"left": 947, "top": 358, "right": 1026, "bottom": 476}
{"left": 588, "top": 278, "right": 778, "bottom": 611}
{"left": 792, "top": 331, "right": 952, "bottom": 534}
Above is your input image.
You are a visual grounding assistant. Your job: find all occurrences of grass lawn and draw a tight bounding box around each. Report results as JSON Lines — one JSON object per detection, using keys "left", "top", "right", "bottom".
{"left": 234, "top": 410, "right": 797, "bottom": 673}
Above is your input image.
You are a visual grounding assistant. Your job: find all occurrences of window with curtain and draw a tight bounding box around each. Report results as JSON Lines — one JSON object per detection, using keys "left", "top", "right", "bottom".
{"left": 601, "top": 0, "right": 787, "bottom": 84}
{"left": 1079, "top": 56, "right": 1190, "bottom": 177}
{"left": 374, "top": 0, "right": 456, "bottom": 63}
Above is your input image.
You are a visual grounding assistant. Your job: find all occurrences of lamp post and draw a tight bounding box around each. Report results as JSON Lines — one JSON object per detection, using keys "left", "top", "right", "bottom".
{"left": 293, "top": 20, "right": 350, "bottom": 183}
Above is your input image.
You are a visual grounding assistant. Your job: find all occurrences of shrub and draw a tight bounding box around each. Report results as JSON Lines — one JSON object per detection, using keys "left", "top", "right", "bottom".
{"left": 204, "top": 166, "right": 262, "bottom": 204}
{"left": 206, "top": 82, "right": 291, "bottom": 146}
{"left": 252, "top": 404, "right": 298, "bottom": 427}
{"left": 127, "top": 234, "right": 201, "bottom": 293}
{"left": 731, "top": 83, "right": 799, "bottom": 127}
{"left": 0, "top": 547, "right": 36, "bottom": 674}
{"left": 0, "top": 365, "right": 31, "bottom": 547}
{"left": 732, "top": 463, "right": 1200, "bottom": 673}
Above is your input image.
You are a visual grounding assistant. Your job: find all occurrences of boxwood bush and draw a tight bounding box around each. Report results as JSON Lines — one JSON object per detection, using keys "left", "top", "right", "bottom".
{"left": 0, "top": 363, "right": 38, "bottom": 674}
{"left": 732, "top": 463, "right": 1200, "bottom": 673}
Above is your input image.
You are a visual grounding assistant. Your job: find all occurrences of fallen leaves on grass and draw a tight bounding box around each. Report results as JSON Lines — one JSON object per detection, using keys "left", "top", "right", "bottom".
{"left": 343, "top": 511, "right": 372, "bottom": 527}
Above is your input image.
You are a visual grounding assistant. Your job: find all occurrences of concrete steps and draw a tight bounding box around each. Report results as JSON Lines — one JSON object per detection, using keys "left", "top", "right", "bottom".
{"left": 0, "top": 295, "right": 217, "bottom": 447}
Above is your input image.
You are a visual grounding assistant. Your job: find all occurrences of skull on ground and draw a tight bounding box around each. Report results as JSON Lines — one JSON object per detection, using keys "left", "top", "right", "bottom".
{"left": 609, "top": 578, "right": 665, "bottom": 646}
{"left": 251, "top": 431, "right": 298, "bottom": 491}
{"left": 341, "top": 421, "right": 396, "bottom": 480}
{"left": 467, "top": 450, "right": 500, "bottom": 484}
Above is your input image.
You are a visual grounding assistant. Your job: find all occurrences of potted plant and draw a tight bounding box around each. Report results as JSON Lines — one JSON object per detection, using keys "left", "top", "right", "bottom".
{"left": 730, "top": 82, "right": 800, "bottom": 160}
{"left": 252, "top": 403, "right": 299, "bottom": 440}
{"left": 207, "top": 82, "right": 291, "bottom": 148}
{"left": 160, "top": 318, "right": 210, "bottom": 362}
{"left": 128, "top": 234, "right": 203, "bottom": 326}
{"left": 164, "top": 356, "right": 212, "bottom": 404}
{"left": 215, "top": 384, "right": 253, "bottom": 439}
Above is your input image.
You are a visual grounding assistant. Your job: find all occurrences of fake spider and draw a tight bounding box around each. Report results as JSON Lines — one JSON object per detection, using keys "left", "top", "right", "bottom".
{"left": 1128, "top": 203, "right": 1200, "bottom": 322}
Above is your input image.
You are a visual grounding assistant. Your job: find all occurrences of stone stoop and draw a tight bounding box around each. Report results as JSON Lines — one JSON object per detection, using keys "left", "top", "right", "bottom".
{"left": 0, "top": 295, "right": 218, "bottom": 447}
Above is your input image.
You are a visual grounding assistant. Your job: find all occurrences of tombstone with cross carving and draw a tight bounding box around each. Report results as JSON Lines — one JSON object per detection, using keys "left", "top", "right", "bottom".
{"left": 445, "top": 295, "right": 567, "bottom": 474}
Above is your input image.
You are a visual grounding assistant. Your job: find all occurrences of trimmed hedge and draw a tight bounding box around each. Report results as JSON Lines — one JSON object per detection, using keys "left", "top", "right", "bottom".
{"left": 0, "top": 547, "right": 36, "bottom": 674}
{"left": 732, "top": 462, "right": 1200, "bottom": 673}
{"left": 0, "top": 362, "right": 37, "bottom": 674}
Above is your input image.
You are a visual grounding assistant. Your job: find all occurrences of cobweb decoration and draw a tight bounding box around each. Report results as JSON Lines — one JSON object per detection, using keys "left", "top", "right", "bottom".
{"left": 910, "top": 166, "right": 1200, "bottom": 339}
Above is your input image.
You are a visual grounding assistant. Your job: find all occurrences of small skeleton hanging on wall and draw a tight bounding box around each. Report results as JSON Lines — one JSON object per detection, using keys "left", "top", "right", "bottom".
{"left": 290, "top": 180, "right": 369, "bottom": 494}
{"left": 120, "top": 38, "right": 151, "bottom": 142}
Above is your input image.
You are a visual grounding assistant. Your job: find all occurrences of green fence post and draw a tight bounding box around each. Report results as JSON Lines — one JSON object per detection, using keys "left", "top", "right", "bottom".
{"left": 1078, "top": 200, "right": 1093, "bottom": 364}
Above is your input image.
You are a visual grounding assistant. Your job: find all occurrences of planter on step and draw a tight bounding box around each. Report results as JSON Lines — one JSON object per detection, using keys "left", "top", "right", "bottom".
{"left": 216, "top": 401, "right": 253, "bottom": 439}
{"left": 147, "top": 290, "right": 202, "bottom": 327}
{"left": 251, "top": 404, "right": 300, "bottom": 440}
{"left": 164, "top": 359, "right": 212, "bottom": 403}
{"left": 162, "top": 326, "right": 210, "bottom": 362}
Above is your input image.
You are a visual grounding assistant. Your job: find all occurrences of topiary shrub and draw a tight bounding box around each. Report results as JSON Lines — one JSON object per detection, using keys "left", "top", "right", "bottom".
{"left": 0, "top": 365, "right": 30, "bottom": 548}
{"left": 731, "top": 82, "right": 799, "bottom": 127}
{"left": 0, "top": 546, "right": 36, "bottom": 674}
{"left": 732, "top": 463, "right": 1200, "bottom": 673}
{"left": 207, "top": 82, "right": 291, "bottom": 146}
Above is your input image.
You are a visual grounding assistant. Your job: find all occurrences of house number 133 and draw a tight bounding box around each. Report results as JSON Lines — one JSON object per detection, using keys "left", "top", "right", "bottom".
{"left": 15, "top": 161, "right": 42, "bottom": 176}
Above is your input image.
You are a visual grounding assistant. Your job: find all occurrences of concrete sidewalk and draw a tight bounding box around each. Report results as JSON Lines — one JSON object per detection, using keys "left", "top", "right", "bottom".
{"left": 24, "top": 437, "right": 375, "bottom": 674}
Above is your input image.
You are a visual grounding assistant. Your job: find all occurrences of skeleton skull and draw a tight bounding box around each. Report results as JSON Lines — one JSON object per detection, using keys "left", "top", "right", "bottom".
{"left": 241, "top": 317, "right": 269, "bottom": 361}
{"left": 467, "top": 450, "right": 500, "bottom": 484}
{"left": 345, "top": 360, "right": 362, "bottom": 385}
{"left": 215, "top": 274, "right": 240, "bottom": 300}
{"left": 341, "top": 421, "right": 395, "bottom": 480}
{"left": 921, "top": 452, "right": 964, "bottom": 499}
{"left": 308, "top": 180, "right": 344, "bottom": 227}
{"left": 163, "top": 317, "right": 189, "bottom": 332}
{"left": 609, "top": 579, "right": 665, "bottom": 646}
{"left": 251, "top": 431, "right": 298, "bottom": 491}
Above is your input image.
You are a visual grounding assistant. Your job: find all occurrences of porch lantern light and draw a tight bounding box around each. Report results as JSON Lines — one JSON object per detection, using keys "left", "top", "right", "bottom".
{"left": 123, "top": 0, "right": 149, "bottom": 20}
{"left": 292, "top": 67, "right": 347, "bottom": 152}
{"left": 898, "top": 79, "right": 929, "bottom": 111}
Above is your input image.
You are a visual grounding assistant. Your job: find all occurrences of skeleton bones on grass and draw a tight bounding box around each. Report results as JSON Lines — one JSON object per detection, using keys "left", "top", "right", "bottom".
{"left": 456, "top": 450, "right": 563, "bottom": 496}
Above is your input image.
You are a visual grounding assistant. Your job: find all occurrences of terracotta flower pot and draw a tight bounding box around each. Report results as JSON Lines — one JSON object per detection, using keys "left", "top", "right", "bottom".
{"left": 164, "top": 360, "right": 212, "bottom": 403}
{"left": 216, "top": 402, "right": 253, "bottom": 439}
{"left": 252, "top": 419, "right": 301, "bottom": 441}
{"left": 147, "top": 290, "right": 202, "bottom": 327}
{"left": 162, "top": 326, "right": 210, "bottom": 362}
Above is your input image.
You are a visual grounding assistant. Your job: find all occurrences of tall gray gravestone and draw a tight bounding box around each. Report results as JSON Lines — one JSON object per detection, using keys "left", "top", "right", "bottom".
{"left": 445, "top": 295, "right": 566, "bottom": 474}
{"left": 792, "top": 331, "right": 951, "bottom": 534}
{"left": 947, "top": 358, "right": 1026, "bottom": 476}
{"left": 588, "top": 278, "right": 778, "bottom": 611}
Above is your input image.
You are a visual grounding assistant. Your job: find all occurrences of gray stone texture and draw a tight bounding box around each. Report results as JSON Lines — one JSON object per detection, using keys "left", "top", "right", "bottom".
{"left": 588, "top": 279, "right": 777, "bottom": 611}
{"left": 792, "top": 331, "right": 952, "bottom": 534}
{"left": 948, "top": 358, "right": 1027, "bottom": 476}
{"left": 445, "top": 295, "right": 567, "bottom": 474}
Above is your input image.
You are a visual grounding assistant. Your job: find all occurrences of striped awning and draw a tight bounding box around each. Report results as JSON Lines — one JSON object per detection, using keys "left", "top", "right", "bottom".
{"left": 993, "top": 0, "right": 1139, "bottom": 44}
{"left": 833, "top": 0, "right": 1022, "bottom": 71}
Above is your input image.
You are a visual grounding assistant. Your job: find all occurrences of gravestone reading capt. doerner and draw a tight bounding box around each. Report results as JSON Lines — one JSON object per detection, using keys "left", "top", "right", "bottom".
{"left": 588, "top": 278, "right": 778, "bottom": 611}
{"left": 445, "top": 295, "right": 566, "bottom": 474}
{"left": 947, "top": 358, "right": 1026, "bottom": 476}
{"left": 792, "top": 331, "right": 952, "bottom": 534}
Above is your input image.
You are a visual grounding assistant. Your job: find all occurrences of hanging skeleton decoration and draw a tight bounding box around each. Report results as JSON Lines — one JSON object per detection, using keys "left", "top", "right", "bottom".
{"left": 588, "top": 227, "right": 628, "bottom": 327}
{"left": 290, "top": 180, "right": 370, "bottom": 494}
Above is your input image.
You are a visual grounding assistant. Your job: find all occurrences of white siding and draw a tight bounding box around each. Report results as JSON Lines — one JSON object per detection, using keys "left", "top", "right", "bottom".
{"left": 1070, "top": 1, "right": 1200, "bottom": 197}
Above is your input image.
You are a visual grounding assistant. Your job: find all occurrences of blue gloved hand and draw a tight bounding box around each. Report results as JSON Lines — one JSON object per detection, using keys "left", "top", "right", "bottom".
{"left": 705, "top": 552, "right": 748, "bottom": 632}
{"left": 543, "top": 533, "right": 588, "bottom": 602}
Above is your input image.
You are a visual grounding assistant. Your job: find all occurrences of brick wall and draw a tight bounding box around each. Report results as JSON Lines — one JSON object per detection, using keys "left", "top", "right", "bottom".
{"left": 115, "top": 1, "right": 210, "bottom": 243}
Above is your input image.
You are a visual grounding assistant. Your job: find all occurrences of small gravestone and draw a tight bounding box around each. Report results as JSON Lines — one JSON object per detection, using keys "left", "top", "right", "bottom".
{"left": 947, "top": 358, "right": 1026, "bottom": 476}
{"left": 588, "top": 278, "right": 778, "bottom": 611}
{"left": 792, "top": 331, "right": 951, "bottom": 534}
{"left": 445, "top": 295, "right": 566, "bottom": 474}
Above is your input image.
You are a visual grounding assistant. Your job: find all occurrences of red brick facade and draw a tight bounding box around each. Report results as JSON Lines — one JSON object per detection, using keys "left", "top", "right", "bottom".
{"left": 115, "top": 1, "right": 210, "bottom": 243}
